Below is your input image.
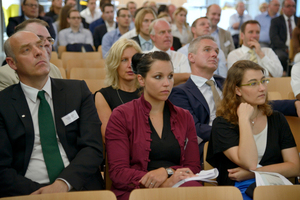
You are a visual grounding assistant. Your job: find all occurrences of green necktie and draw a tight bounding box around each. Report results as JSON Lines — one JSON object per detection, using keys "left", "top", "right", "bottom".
{"left": 37, "top": 90, "right": 64, "bottom": 183}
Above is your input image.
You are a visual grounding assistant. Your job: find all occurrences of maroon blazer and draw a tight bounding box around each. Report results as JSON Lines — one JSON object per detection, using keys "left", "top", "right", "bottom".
{"left": 105, "top": 94, "right": 200, "bottom": 200}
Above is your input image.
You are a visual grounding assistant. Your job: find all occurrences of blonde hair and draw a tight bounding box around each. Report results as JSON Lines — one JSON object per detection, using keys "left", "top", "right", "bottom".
{"left": 105, "top": 38, "right": 142, "bottom": 89}
{"left": 173, "top": 7, "right": 189, "bottom": 33}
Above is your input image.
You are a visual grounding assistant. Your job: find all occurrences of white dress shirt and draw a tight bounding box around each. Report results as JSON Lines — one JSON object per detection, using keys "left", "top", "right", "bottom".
{"left": 105, "top": 21, "right": 116, "bottom": 33}
{"left": 227, "top": 45, "right": 283, "bottom": 77}
{"left": 291, "top": 62, "right": 300, "bottom": 97}
{"left": 229, "top": 13, "right": 252, "bottom": 35}
{"left": 120, "top": 28, "right": 137, "bottom": 39}
{"left": 190, "top": 74, "right": 222, "bottom": 125}
{"left": 145, "top": 46, "right": 191, "bottom": 73}
{"left": 80, "top": 8, "right": 102, "bottom": 24}
{"left": 22, "top": 78, "right": 70, "bottom": 185}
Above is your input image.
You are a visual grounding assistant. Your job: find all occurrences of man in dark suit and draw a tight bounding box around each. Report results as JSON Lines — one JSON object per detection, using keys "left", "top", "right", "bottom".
{"left": 270, "top": 0, "right": 298, "bottom": 72}
{"left": 93, "top": 3, "right": 117, "bottom": 49}
{"left": 169, "top": 35, "right": 300, "bottom": 162}
{"left": 0, "top": 31, "right": 104, "bottom": 197}
{"left": 6, "top": 0, "right": 56, "bottom": 39}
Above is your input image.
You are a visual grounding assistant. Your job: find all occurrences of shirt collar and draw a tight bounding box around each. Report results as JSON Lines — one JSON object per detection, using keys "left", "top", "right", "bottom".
{"left": 241, "top": 44, "right": 251, "bottom": 53}
{"left": 138, "top": 34, "right": 152, "bottom": 45}
{"left": 283, "top": 14, "right": 295, "bottom": 21}
{"left": 190, "top": 74, "right": 216, "bottom": 88}
{"left": 20, "top": 77, "right": 52, "bottom": 103}
{"left": 152, "top": 45, "right": 171, "bottom": 54}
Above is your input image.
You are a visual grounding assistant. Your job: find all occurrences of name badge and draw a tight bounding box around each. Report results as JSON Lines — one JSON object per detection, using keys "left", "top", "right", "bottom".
{"left": 61, "top": 110, "right": 79, "bottom": 126}
{"left": 224, "top": 40, "right": 231, "bottom": 47}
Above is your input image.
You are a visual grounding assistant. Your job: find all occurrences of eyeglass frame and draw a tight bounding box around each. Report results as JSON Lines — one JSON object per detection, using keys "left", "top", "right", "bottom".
{"left": 24, "top": 3, "right": 38, "bottom": 8}
{"left": 239, "top": 79, "right": 270, "bottom": 87}
{"left": 37, "top": 35, "right": 55, "bottom": 45}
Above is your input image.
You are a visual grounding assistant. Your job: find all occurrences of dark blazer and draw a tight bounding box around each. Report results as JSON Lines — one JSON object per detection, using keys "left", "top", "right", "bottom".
{"left": 0, "top": 79, "right": 104, "bottom": 197}
{"left": 89, "top": 17, "right": 105, "bottom": 34}
{"left": 6, "top": 15, "right": 56, "bottom": 39}
{"left": 131, "top": 35, "right": 182, "bottom": 51}
{"left": 93, "top": 23, "right": 118, "bottom": 49}
{"left": 169, "top": 76, "right": 298, "bottom": 159}
{"left": 270, "top": 15, "right": 299, "bottom": 50}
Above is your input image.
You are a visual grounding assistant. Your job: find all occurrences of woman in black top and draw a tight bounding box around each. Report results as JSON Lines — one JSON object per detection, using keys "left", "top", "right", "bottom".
{"left": 95, "top": 38, "right": 142, "bottom": 143}
{"left": 207, "top": 60, "right": 300, "bottom": 200}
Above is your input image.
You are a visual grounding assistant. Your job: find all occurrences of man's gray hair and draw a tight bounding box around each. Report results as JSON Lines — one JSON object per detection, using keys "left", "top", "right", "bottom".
{"left": 188, "top": 35, "right": 216, "bottom": 55}
{"left": 149, "top": 18, "right": 170, "bottom": 35}
{"left": 4, "top": 38, "right": 16, "bottom": 61}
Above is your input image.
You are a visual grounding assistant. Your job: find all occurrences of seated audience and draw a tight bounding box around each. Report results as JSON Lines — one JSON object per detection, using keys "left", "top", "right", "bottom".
{"left": 207, "top": 60, "right": 300, "bottom": 199}
{"left": 229, "top": 1, "right": 252, "bottom": 48}
{"left": 45, "top": 0, "right": 62, "bottom": 22}
{"left": 89, "top": 0, "right": 111, "bottom": 34}
{"left": 127, "top": 1, "right": 137, "bottom": 29}
{"left": 6, "top": 0, "right": 55, "bottom": 39}
{"left": 270, "top": 0, "right": 298, "bottom": 73}
{"left": 169, "top": 36, "right": 300, "bottom": 163}
{"left": 147, "top": 18, "right": 190, "bottom": 85}
{"left": 1, "top": 31, "right": 104, "bottom": 197}
{"left": 171, "top": 7, "right": 192, "bottom": 45}
{"left": 106, "top": 51, "right": 201, "bottom": 200}
{"left": 157, "top": 4, "right": 168, "bottom": 15}
{"left": 0, "top": 19, "right": 62, "bottom": 91}
{"left": 93, "top": 3, "right": 116, "bottom": 49}
{"left": 54, "top": 4, "right": 74, "bottom": 33}
{"left": 177, "top": 17, "right": 227, "bottom": 78}
{"left": 291, "top": 62, "right": 300, "bottom": 100}
{"left": 58, "top": 9, "right": 93, "bottom": 47}
{"left": 102, "top": 8, "right": 131, "bottom": 58}
{"left": 39, "top": 4, "right": 45, "bottom": 17}
{"left": 80, "top": 0, "right": 101, "bottom": 25}
{"left": 228, "top": 20, "right": 283, "bottom": 77}
{"left": 254, "top": 0, "right": 280, "bottom": 47}
{"left": 206, "top": 4, "right": 235, "bottom": 58}
{"left": 131, "top": 7, "right": 156, "bottom": 51}
{"left": 95, "top": 38, "right": 142, "bottom": 142}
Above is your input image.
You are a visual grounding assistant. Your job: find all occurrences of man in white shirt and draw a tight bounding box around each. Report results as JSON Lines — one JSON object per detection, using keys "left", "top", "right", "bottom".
{"left": 80, "top": 0, "right": 102, "bottom": 24}
{"left": 147, "top": 18, "right": 190, "bottom": 85}
{"left": 206, "top": 4, "right": 235, "bottom": 58}
{"left": 58, "top": 10, "right": 93, "bottom": 47}
{"left": 270, "top": 0, "right": 298, "bottom": 73}
{"left": 228, "top": 20, "right": 283, "bottom": 77}
{"left": 1, "top": 31, "right": 104, "bottom": 197}
{"left": 177, "top": 17, "right": 228, "bottom": 78}
{"left": 229, "top": 1, "right": 252, "bottom": 48}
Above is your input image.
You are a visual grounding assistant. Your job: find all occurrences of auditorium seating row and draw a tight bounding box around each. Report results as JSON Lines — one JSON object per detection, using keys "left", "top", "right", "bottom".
{"left": 1, "top": 185, "right": 300, "bottom": 200}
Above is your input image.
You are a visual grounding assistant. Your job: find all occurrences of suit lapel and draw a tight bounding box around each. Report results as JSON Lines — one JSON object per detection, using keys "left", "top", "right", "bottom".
{"left": 11, "top": 84, "right": 35, "bottom": 174}
{"left": 51, "top": 79, "right": 68, "bottom": 151}
{"left": 185, "top": 78, "right": 210, "bottom": 115}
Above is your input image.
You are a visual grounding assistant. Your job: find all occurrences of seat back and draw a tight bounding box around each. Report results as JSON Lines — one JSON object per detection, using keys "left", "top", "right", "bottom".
{"left": 267, "top": 77, "right": 292, "bottom": 99}
{"left": 0, "top": 190, "right": 117, "bottom": 200}
{"left": 285, "top": 116, "right": 300, "bottom": 152}
{"left": 253, "top": 185, "right": 300, "bottom": 200}
{"left": 129, "top": 186, "right": 243, "bottom": 200}
{"left": 58, "top": 67, "right": 66, "bottom": 79}
{"left": 70, "top": 68, "right": 106, "bottom": 80}
{"left": 83, "top": 79, "right": 106, "bottom": 94}
{"left": 267, "top": 91, "right": 282, "bottom": 100}
{"left": 50, "top": 59, "right": 63, "bottom": 69}
{"left": 203, "top": 142, "right": 217, "bottom": 186}
{"left": 84, "top": 59, "right": 106, "bottom": 68}
{"left": 61, "top": 52, "right": 101, "bottom": 69}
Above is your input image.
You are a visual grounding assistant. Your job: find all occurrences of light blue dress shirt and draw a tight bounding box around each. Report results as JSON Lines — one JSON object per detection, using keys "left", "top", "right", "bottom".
{"left": 255, "top": 11, "right": 279, "bottom": 43}
{"left": 138, "top": 35, "right": 153, "bottom": 51}
{"left": 102, "top": 28, "right": 122, "bottom": 58}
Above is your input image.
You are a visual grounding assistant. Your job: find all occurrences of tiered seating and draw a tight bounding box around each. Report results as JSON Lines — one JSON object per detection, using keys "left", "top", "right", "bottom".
{"left": 253, "top": 185, "right": 300, "bottom": 200}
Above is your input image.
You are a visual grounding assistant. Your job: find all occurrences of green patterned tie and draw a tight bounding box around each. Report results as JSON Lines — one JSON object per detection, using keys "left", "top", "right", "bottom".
{"left": 37, "top": 90, "right": 64, "bottom": 183}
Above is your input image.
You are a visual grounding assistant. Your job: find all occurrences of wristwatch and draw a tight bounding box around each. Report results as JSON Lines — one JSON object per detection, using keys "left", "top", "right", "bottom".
{"left": 165, "top": 168, "right": 174, "bottom": 178}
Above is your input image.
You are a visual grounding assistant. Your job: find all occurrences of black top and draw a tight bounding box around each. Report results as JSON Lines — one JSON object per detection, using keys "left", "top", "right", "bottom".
{"left": 206, "top": 111, "right": 296, "bottom": 186}
{"left": 147, "top": 105, "right": 181, "bottom": 171}
{"left": 45, "top": 10, "right": 58, "bottom": 22}
{"left": 95, "top": 86, "right": 140, "bottom": 110}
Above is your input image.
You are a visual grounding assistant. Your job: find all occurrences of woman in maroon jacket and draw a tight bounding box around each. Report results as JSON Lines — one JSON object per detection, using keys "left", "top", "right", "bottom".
{"left": 105, "top": 51, "right": 201, "bottom": 200}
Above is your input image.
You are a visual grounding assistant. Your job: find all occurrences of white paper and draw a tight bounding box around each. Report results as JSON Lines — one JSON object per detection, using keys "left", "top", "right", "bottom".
{"left": 252, "top": 171, "right": 293, "bottom": 186}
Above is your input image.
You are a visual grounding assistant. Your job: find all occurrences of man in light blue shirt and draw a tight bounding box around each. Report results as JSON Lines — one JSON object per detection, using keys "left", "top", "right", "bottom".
{"left": 254, "top": 0, "right": 280, "bottom": 47}
{"left": 102, "top": 8, "right": 131, "bottom": 58}
{"left": 178, "top": 17, "right": 228, "bottom": 78}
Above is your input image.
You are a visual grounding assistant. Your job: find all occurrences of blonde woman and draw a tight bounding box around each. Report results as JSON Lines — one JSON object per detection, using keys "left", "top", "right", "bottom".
{"left": 94, "top": 38, "right": 142, "bottom": 142}
{"left": 171, "top": 7, "right": 192, "bottom": 45}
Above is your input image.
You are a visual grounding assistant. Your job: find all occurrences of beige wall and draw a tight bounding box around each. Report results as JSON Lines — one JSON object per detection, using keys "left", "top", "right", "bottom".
{"left": 117, "top": 0, "right": 187, "bottom": 9}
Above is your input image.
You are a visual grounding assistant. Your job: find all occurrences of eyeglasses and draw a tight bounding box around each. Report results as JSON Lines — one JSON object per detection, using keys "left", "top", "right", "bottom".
{"left": 24, "top": 4, "right": 38, "bottom": 8}
{"left": 119, "top": 14, "right": 131, "bottom": 18}
{"left": 70, "top": 17, "right": 81, "bottom": 20}
{"left": 240, "top": 79, "right": 270, "bottom": 87}
{"left": 38, "top": 35, "right": 55, "bottom": 45}
{"left": 284, "top": 5, "right": 296, "bottom": 8}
